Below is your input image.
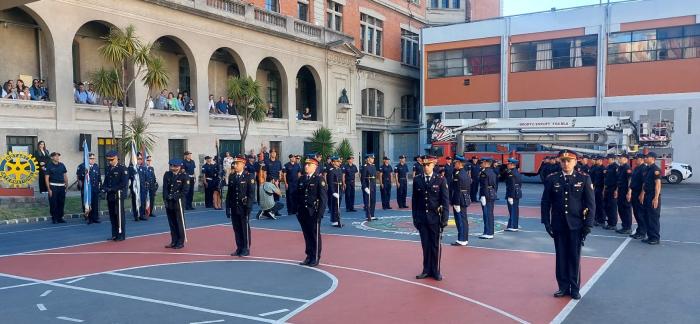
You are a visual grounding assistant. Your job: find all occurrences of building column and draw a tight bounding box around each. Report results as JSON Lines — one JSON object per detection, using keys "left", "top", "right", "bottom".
{"left": 193, "top": 53, "right": 210, "bottom": 132}
{"left": 51, "top": 31, "right": 76, "bottom": 129}
{"left": 500, "top": 17, "right": 510, "bottom": 118}
{"left": 286, "top": 68, "right": 297, "bottom": 134}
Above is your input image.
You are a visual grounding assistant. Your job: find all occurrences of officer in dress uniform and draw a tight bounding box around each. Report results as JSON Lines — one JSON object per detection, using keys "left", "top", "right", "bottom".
{"left": 227, "top": 155, "right": 256, "bottom": 256}
{"left": 616, "top": 154, "right": 633, "bottom": 234}
{"left": 603, "top": 154, "right": 619, "bottom": 230}
{"left": 541, "top": 150, "right": 594, "bottom": 300}
{"left": 379, "top": 156, "right": 393, "bottom": 210}
{"left": 130, "top": 154, "right": 148, "bottom": 221}
{"left": 283, "top": 154, "right": 302, "bottom": 215}
{"left": 505, "top": 158, "right": 523, "bottom": 232}
{"left": 343, "top": 156, "right": 358, "bottom": 212}
{"left": 295, "top": 157, "right": 328, "bottom": 267}
{"left": 182, "top": 151, "right": 196, "bottom": 210}
{"left": 45, "top": 152, "right": 68, "bottom": 224}
{"left": 450, "top": 155, "right": 471, "bottom": 246}
{"left": 394, "top": 155, "right": 409, "bottom": 209}
{"left": 629, "top": 153, "right": 648, "bottom": 239}
{"left": 327, "top": 156, "right": 343, "bottom": 227}
{"left": 640, "top": 152, "right": 662, "bottom": 245}
{"left": 469, "top": 156, "right": 480, "bottom": 202}
{"left": 202, "top": 156, "right": 216, "bottom": 208}
{"left": 77, "top": 153, "right": 101, "bottom": 224}
{"left": 590, "top": 156, "right": 606, "bottom": 226}
{"left": 102, "top": 151, "right": 129, "bottom": 241}
{"left": 412, "top": 155, "right": 449, "bottom": 281}
{"left": 361, "top": 154, "right": 378, "bottom": 221}
{"left": 145, "top": 156, "right": 158, "bottom": 217}
{"left": 163, "top": 159, "right": 189, "bottom": 249}
{"left": 478, "top": 157, "right": 498, "bottom": 239}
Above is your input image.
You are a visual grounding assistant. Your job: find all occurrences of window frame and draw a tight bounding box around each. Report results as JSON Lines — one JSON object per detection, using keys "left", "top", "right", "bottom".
{"left": 360, "top": 13, "right": 383, "bottom": 56}
{"left": 607, "top": 23, "right": 700, "bottom": 65}
{"left": 510, "top": 35, "right": 598, "bottom": 73}
{"left": 427, "top": 45, "right": 501, "bottom": 78}
{"left": 361, "top": 88, "right": 385, "bottom": 117}
{"left": 326, "top": 1, "right": 343, "bottom": 32}
{"left": 298, "top": 1, "right": 308, "bottom": 22}
{"left": 401, "top": 29, "right": 420, "bottom": 67}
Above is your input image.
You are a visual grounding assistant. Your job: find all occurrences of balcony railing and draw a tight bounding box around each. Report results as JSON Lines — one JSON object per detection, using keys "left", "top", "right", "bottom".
{"left": 254, "top": 7, "right": 286, "bottom": 28}
{"left": 146, "top": 0, "right": 353, "bottom": 45}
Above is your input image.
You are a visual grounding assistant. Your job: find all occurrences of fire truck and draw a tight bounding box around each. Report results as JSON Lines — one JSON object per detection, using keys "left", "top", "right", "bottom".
{"left": 429, "top": 116, "right": 669, "bottom": 177}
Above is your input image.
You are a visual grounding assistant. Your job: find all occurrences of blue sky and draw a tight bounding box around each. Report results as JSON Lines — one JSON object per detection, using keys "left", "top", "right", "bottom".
{"left": 503, "top": 0, "right": 628, "bottom": 16}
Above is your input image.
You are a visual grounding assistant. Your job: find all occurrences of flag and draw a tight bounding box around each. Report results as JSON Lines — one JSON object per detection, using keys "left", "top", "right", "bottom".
{"left": 130, "top": 142, "right": 141, "bottom": 215}
{"left": 82, "top": 140, "right": 91, "bottom": 219}
{"left": 144, "top": 148, "right": 151, "bottom": 217}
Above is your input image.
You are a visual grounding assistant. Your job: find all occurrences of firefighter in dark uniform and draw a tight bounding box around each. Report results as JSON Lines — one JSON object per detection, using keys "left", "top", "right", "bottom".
{"left": 145, "top": 156, "right": 158, "bottom": 217}
{"left": 361, "top": 154, "right": 378, "bottom": 221}
{"left": 539, "top": 157, "right": 552, "bottom": 183}
{"left": 412, "top": 156, "right": 423, "bottom": 178}
{"left": 182, "top": 151, "right": 196, "bottom": 210}
{"left": 541, "top": 150, "right": 595, "bottom": 300}
{"left": 163, "top": 159, "right": 189, "bottom": 249}
{"left": 590, "top": 156, "right": 606, "bottom": 226}
{"left": 450, "top": 155, "right": 471, "bottom": 246}
{"left": 505, "top": 158, "right": 523, "bottom": 232}
{"left": 469, "top": 155, "right": 480, "bottom": 202}
{"left": 129, "top": 154, "right": 148, "bottom": 221}
{"left": 283, "top": 154, "right": 302, "bottom": 215}
{"left": 102, "top": 151, "right": 129, "bottom": 241}
{"left": 603, "top": 154, "right": 619, "bottom": 230}
{"left": 394, "top": 155, "right": 409, "bottom": 209}
{"left": 616, "top": 154, "right": 633, "bottom": 234}
{"left": 327, "top": 156, "right": 343, "bottom": 227}
{"left": 227, "top": 154, "right": 256, "bottom": 256}
{"left": 629, "top": 153, "right": 648, "bottom": 239}
{"left": 412, "top": 155, "right": 449, "bottom": 281}
{"left": 343, "top": 156, "right": 358, "bottom": 212}
{"left": 296, "top": 157, "right": 328, "bottom": 267}
{"left": 379, "top": 156, "right": 393, "bottom": 210}
{"left": 441, "top": 157, "right": 454, "bottom": 189}
{"left": 45, "top": 152, "right": 68, "bottom": 224}
{"left": 77, "top": 153, "right": 101, "bottom": 224}
{"left": 202, "top": 156, "right": 216, "bottom": 208}
{"left": 577, "top": 155, "right": 591, "bottom": 174}
{"left": 640, "top": 152, "right": 662, "bottom": 245}
{"left": 478, "top": 157, "right": 498, "bottom": 239}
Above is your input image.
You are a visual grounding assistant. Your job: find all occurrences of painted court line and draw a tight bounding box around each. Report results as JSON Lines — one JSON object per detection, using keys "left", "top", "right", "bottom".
{"left": 106, "top": 272, "right": 310, "bottom": 303}
{"left": 551, "top": 237, "right": 632, "bottom": 324}
{"left": 0, "top": 282, "right": 40, "bottom": 291}
{"left": 36, "top": 303, "right": 47, "bottom": 311}
{"left": 40, "top": 289, "right": 53, "bottom": 297}
{"left": 189, "top": 320, "right": 225, "bottom": 324}
{"left": 56, "top": 316, "right": 84, "bottom": 322}
{"left": 0, "top": 272, "right": 279, "bottom": 324}
{"left": 258, "top": 308, "right": 289, "bottom": 317}
{"left": 0, "top": 224, "right": 86, "bottom": 236}
{"left": 66, "top": 277, "right": 85, "bottom": 284}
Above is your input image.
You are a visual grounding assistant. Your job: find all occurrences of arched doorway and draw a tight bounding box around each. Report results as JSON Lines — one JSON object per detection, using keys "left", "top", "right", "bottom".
{"left": 0, "top": 7, "right": 53, "bottom": 101}
{"left": 255, "top": 57, "right": 287, "bottom": 119}
{"left": 295, "top": 66, "right": 321, "bottom": 121}
{"left": 151, "top": 36, "right": 195, "bottom": 110}
{"left": 208, "top": 47, "right": 244, "bottom": 114}
{"left": 72, "top": 20, "right": 120, "bottom": 105}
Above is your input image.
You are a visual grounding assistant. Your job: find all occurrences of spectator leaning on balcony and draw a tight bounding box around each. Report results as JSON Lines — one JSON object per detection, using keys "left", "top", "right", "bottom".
{"left": 216, "top": 96, "right": 228, "bottom": 114}
{"left": 167, "top": 92, "right": 181, "bottom": 111}
{"left": 19, "top": 86, "right": 31, "bottom": 100}
{"left": 74, "top": 83, "right": 89, "bottom": 104}
{"left": 154, "top": 89, "right": 167, "bottom": 109}
{"left": 16, "top": 79, "right": 25, "bottom": 96}
{"left": 30, "top": 79, "right": 47, "bottom": 101}
{"left": 87, "top": 84, "right": 99, "bottom": 104}
{"left": 302, "top": 107, "right": 312, "bottom": 120}
{"left": 227, "top": 98, "right": 236, "bottom": 115}
{"left": 185, "top": 98, "right": 196, "bottom": 112}
{"left": 177, "top": 92, "right": 185, "bottom": 109}
{"left": 182, "top": 91, "right": 190, "bottom": 106}
{"left": 2, "top": 81, "right": 16, "bottom": 99}
{"left": 208, "top": 94, "right": 215, "bottom": 113}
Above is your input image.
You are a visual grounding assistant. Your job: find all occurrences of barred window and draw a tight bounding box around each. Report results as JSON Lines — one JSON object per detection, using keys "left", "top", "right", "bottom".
{"left": 511, "top": 35, "right": 597, "bottom": 72}
{"left": 427, "top": 45, "right": 500, "bottom": 78}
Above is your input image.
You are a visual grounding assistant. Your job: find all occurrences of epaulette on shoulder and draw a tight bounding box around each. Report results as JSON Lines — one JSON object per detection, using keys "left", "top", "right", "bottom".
{"left": 547, "top": 172, "right": 561, "bottom": 178}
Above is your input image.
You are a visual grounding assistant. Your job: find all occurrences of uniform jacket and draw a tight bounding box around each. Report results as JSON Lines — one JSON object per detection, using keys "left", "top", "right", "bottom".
{"left": 505, "top": 168, "right": 523, "bottom": 199}
{"left": 360, "top": 163, "right": 377, "bottom": 191}
{"left": 326, "top": 167, "right": 343, "bottom": 194}
{"left": 77, "top": 163, "right": 101, "bottom": 192}
{"left": 394, "top": 163, "right": 409, "bottom": 180}
{"left": 590, "top": 165, "right": 605, "bottom": 190}
{"left": 643, "top": 163, "right": 662, "bottom": 196}
{"left": 379, "top": 164, "right": 393, "bottom": 183}
{"left": 226, "top": 171, "right": 255, "bottom": 214}
{"left": 630, "top": 164, "right": 648, "bottom": 192}
{"left": 604, "top": 163, "right": 619, "bottom": 190}
{"left": 102, "top": 164, "right": 129, "bottom": 201}
{"left": 450, "top": 168, "right": 471, "bottom": 206}
{"left": 412, "top": 173, "right": 449, "bottom": 225}
{"left": 479, "top": 168, "right": 498, "bottom": 200}
{"left": 343, "top": 164, "right": 358, "bottom": 184}
{"left": 617, "top": 163, "right": 632, "bottom": 193}
{"left": 283, "top": 162, "right": 301, "bottom": 185}
{"left": 541, "top": 171, "right": 596, "bottom": 231}
{"left": 296, "top": 173, "right": 328, "bottom": 220}
{"left": 162, "top": 170, "right": 190, "bottom": 208}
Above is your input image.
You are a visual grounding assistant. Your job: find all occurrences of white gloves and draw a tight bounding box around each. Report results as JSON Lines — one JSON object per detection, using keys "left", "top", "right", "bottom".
{"left": 332, "top": 193, "right": 339, "bottom": 198}
{"left": 453, "top": 205, "right": 461, "bottom": 213}
{"left": 507, "top": 198, "right": 514, "bottom": 205}
{"left": 364, "top": 188, "right": 370, "bottom": 195}
{"left": 480, "top": 196, "right": 486, "bottom": 206}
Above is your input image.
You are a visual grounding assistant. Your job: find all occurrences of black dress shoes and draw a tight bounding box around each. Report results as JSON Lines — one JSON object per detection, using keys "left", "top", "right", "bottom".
{"left": 647, "top": 240, "right": 660, "bottom": 245}
{"left": 553, "top": 290, "right": 568, "bottom": 298}
{"left": 57, "top": 219, "right": 66, "bottom": 223}
{"left": 238, "top": 250, "right": 250, "bottom": 257}
{"left": 433, "top": 274, "right": 443, "bottom": 281}
{"left": 173, "top": 245, "right": 184, "bottom": 249}
{"left": 107, "top": 237, "right": 117, "bottom": 241}
{"left": 165, "top": 244, "right": 174, "bottom": 248}
{"left": 307, "top": 261, "right": 319, "bottom": 267}
{"left": 416, "top": 273, "right": 430, "bottom": 279}
{"left": 230, "top": 250, "right": 241, "bottom": 257}
{"left": 571, "top": 291, "right": 581, "bottom": 300}
{"left": 299, "top": 258, "right": 310, "bottom": 265}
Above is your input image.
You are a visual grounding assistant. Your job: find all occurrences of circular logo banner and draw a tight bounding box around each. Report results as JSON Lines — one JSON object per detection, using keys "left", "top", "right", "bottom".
{"left": 0, "top": 152, "right": 40, "bottom": 188}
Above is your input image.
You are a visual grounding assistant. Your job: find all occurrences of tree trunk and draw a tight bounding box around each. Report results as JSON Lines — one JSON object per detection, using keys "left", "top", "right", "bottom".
{"left": 108, "top": 101, "right": 115, "bottom": 143}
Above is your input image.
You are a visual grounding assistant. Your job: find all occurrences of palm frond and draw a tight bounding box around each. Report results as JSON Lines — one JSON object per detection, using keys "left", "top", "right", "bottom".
{"left": 335, "top": 139, "right": 354, "bottom": 161}
{"left": 142, "top": 55, "right": 169, "bottom": 92}
{"left": 91, "top": 68, "right": 122, "bottom": 100}
{"left": 309, "top": 127, "right": 335, "bottom": 160}
{"left": 121, "top": 116, "right": 158, "bottom": 154}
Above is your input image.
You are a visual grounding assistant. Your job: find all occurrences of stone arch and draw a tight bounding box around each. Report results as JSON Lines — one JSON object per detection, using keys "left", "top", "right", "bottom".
{"left": 150, "top": 35, "right": 198, "bottom": 109}
{"left": 295, "top": 65, "right": 323, "bottom": 121}
{"left": 208, "top": 47, "right": 246, "bottom": 111}
{"left": 255, "top": 57, "right": 288, "bottom": 119}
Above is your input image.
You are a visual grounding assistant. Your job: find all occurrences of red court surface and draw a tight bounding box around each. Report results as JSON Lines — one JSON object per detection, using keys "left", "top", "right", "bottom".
{"left": 0, "top": 226, "right": 604, "bottom": 323}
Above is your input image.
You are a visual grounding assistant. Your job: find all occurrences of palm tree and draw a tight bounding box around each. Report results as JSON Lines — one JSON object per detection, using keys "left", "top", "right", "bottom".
{"left": 309, "top": 127, "right": 335, "bottom": 161}
{"left": 121, "top": 116, "right": 158, "bottom": 155}
{"left": 335, "top": 138, "right": 354, "bottom": 161}
{"left": 141, "top": 54, "right": 169, "bottom": 118}
{"left": 91, "top": 24, "right": 168, "bottom": 157}
{"left": 228, "top": 76, "right": 266, "bottom": 153}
